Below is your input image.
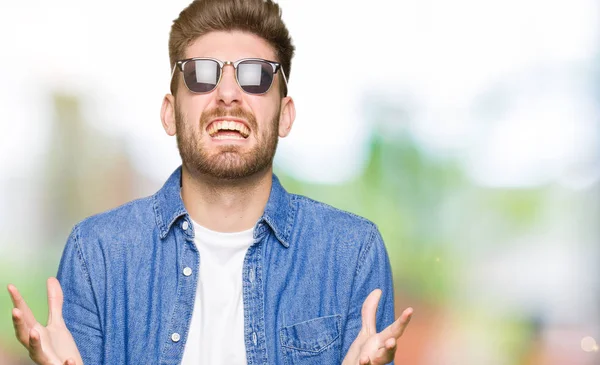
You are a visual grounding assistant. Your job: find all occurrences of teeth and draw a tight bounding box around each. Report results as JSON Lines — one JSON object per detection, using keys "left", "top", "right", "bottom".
{"left": 213, "top": 134, "right": 245, "bottom": 140}
{"left": 208, "top": 120, "right": 250, "bottom": 138}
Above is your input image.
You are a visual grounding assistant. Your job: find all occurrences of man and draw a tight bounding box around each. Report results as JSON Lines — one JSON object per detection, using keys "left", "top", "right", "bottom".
{"left": 8, "top": 0, "right": 412, "bottom": 364}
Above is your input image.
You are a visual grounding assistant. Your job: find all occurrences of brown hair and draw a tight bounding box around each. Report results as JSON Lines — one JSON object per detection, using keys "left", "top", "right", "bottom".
{"left": 169, "top": 0, "right": 294, "bottom": 96}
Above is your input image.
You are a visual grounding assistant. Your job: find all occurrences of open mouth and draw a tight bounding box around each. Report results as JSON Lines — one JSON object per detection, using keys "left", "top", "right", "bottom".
{"left": 207, "top": 120, "right": 250, "bottom": 140}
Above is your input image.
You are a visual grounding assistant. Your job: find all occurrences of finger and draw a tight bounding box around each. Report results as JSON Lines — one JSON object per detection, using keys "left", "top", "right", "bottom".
{"left": 373, "top": 347, "right": 396, "bottom": 365}
{"left": 12, "top": 308, "right": 31, "bottom": 347}
{"left": 379, "top": 307, "right": 413, "bottom": 340}
{"left": 359, "top": 354, "right": 371, "bottom": 365}
{"left": 385, "top": 337, "right": 396, "bottom": 350}
{"left": 372, "top": 339, "right": 397, "bottom": 364}
{"left": 360, "top": 289, "right": 382, "bottom": 335}
{"left": 28, "top": 327, "right": 50, "bottom": 364}
{"left": 29, "top": 325, "right": 61, "bottom": 365}
{"left": 47, "top": 277, "right": 64, "bottom": 325}
{"left": 63, "top": 358, "right": 76, "bottom": 365}
{"left": 7, "top": 284, "right": 38, "bottom": 328}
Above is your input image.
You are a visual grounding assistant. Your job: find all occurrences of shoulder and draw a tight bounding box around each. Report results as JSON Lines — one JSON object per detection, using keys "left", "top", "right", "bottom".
{"left": 71, "top": 194, "right": 156, "bottom": 240}
{"left": 291, "top": 194, "right": 380, "bottom": 240}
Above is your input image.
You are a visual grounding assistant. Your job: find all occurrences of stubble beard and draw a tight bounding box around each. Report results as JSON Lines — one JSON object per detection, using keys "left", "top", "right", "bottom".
{"left": 175, "top": 104, "right": 280, "bottom": 180}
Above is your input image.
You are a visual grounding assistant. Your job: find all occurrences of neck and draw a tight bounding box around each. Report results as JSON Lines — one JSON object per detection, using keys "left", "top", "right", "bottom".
{"left": 180, "top": 165, "right": 273, "bottom": 233}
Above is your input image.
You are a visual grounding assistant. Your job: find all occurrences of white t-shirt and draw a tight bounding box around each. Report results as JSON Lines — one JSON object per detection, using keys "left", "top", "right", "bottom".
{"left": 180, "top": 221, "right": 254, "bottom": 365}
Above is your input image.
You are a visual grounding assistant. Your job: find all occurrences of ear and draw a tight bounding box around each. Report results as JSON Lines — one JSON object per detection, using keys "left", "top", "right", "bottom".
{"left": 161, "top": 94, "right": 177, "bottom": 136}
{"left": 278, "top": 96, "right": 296, "bottom": 138}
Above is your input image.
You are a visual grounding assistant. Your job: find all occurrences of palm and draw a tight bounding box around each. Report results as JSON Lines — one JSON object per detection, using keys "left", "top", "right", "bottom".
{"left": 40, "top": 320, "right": 81, "bottom": 363}
{"left": 342, "top": 289, "right": 413, "bottom": 365}
{"left": 8, "top": 278, "right": 83, "bottom": 365}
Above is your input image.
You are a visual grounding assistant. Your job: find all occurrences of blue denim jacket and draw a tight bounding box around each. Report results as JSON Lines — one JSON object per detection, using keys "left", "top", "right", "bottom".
{"left": 57, "top": 167, "right": 395, "bottom": 365}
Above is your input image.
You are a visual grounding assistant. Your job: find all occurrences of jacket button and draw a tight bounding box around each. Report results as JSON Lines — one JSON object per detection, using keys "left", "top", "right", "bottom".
{"left": 171, "top": 333, "right": 181, "bottom": 342}
{"left": 182, "top": 221, "right": 189, "bottom": 230}
{"left": 183, "top": 267, "right": 192, "bottom": 277}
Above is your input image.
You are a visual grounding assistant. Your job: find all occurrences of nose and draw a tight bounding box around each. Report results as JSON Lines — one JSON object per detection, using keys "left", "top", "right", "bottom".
{"left": 215, "top": 64, "right": 242, "bottom": 106}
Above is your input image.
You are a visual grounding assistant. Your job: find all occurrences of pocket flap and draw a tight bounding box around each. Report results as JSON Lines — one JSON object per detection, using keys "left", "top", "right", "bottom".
{"left": 280, "top": 314, "right": 341, "bottom": 353}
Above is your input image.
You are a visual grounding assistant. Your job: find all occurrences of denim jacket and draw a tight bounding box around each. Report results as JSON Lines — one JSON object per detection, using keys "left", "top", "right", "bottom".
{"left": 57, "top": 167, "right": 395, "bottom": 365}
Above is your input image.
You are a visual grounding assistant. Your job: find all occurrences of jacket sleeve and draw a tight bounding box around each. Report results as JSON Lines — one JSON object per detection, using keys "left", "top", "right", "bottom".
{"left": 56, "top": 224, "right": 104, "bottom": 365}
{"left": 342, "top": 224, "right": 396, "bottom": 365}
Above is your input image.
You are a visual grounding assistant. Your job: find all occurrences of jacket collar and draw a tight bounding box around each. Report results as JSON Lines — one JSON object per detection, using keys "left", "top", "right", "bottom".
{"left": 153, "top": 166, "right": 295, "bottom": 247}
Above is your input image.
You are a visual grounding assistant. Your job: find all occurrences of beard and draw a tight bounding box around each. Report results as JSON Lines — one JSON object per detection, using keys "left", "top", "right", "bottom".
{"left": 175, "top": 103, "right": 280, "bottom": 180}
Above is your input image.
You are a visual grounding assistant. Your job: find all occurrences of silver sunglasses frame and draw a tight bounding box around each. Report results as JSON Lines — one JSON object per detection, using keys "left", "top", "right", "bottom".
{"left": 170, "top": 57, "right": 288, "bottom": 95}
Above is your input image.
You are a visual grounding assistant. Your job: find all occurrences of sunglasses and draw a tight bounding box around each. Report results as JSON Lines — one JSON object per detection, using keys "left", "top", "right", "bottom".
{"left": 172, "top": 57, "right": 288, "bottom": 95}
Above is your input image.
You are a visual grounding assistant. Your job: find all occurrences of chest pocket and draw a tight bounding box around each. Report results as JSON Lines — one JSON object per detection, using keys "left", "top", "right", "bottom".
{"left": 280, "top": 314, "right": 342, "bottom": 364}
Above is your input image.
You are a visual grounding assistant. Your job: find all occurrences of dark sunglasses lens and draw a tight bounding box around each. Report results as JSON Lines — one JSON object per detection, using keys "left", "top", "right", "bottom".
{"left": 237, "top": 61, "right": 274, "bottom": 94}
{"left": 183, "top": 59, "right": 221, "bottom": 93}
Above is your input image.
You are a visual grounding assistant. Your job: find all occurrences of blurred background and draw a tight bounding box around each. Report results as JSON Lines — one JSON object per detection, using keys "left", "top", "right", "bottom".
{"left": 1, "top": 0, "right": 598, "bottom": 364}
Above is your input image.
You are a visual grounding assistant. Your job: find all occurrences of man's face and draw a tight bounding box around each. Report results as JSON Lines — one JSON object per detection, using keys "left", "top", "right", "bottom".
{"left": 173, "top": 31, "right": 285, "bottom": 180}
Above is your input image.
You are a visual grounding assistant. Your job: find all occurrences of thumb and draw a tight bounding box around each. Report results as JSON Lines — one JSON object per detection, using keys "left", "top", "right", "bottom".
{"left": 360, "top": 289, "right": 382, "bottom": 335}
{"left": 46, "top": 277, "right": 64, "bottom": 325}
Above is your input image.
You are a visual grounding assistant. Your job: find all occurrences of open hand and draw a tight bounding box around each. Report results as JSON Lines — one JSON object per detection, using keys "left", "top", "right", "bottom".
{"left": 342, "top": 289, "right": 412, "bottom": 365}
{"left": 7, "top": 277, "right": 83, "bottom": 365}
